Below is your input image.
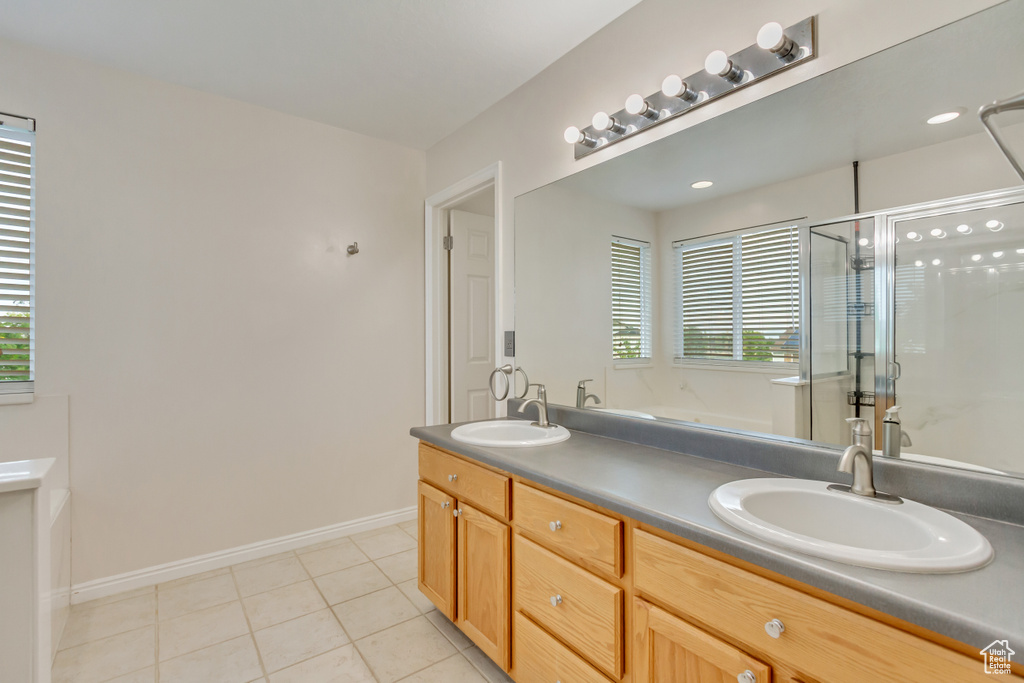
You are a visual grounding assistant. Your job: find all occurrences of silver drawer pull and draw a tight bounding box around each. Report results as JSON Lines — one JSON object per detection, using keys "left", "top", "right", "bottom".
{"left": 448, "top": 474, "right": 458, "bottom": 482}
{"left": 737, "top": 671, "right": 756, "bottom": 683}
{"left": 764, "top": 618, "right": 785, "bottom": 639}
{"left": 550, "top": 594, "right": 562, "bottom": 607}
{"left": 549, "top": 520, "right": 562, "bottom": 531}
{"left": 442, "top": 501, "right": 450, "bottom": 509}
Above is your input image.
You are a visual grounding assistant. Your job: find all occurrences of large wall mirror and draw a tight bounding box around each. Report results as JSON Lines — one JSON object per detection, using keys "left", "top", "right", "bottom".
{"left": 514, "top": 1, "right": 1024, "bottom": 478}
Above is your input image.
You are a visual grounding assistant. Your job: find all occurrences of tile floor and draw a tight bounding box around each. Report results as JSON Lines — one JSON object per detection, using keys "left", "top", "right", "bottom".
{"left": 53, "top": 520, "right": 514, "bottom": 683}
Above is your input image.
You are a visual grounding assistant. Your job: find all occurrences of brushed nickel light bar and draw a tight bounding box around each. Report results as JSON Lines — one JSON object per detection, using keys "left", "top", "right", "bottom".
{"left": 565, "top": 18, "right": 817, "bottom": 160}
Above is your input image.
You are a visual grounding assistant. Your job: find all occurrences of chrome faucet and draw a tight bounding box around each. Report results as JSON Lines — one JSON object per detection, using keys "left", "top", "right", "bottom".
{"left": 518, "top": 383, "right": 553, "bottom": 428}
{"left": 576, "top": 379, "right": 601, "bottom": 409}
{"left": 830, "top": 417, "right": 902, "bottom": 503}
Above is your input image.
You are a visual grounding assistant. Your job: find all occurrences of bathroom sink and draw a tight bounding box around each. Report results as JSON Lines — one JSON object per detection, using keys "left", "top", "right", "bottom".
{"left": 590, "top": 407, "right": 657, "bottom": 420}
{"left": 709, "top": 478, "right": 993, "bottom": 573}
{"left": 450, "top": 420, "right": 570, "bottom": 448}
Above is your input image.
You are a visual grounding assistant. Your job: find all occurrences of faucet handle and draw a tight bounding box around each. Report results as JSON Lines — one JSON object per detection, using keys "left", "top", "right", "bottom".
{"left": 577, "top": 378, "right": 594, "bottom": 388}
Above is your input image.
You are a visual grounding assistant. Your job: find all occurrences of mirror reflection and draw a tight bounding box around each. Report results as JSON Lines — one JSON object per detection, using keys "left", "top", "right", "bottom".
{"left": 514, "top": 1, "right": 1024, "bottom": 477}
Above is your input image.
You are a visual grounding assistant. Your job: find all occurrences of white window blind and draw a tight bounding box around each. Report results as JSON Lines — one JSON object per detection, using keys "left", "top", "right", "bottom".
{"left": 675, "top": 225, "right": 799, "bottom": 363}
{"left": 0, "top": 126, "right": 34, "bottom": 392}
{"left": 611, "top": 236, "right": 652, "bottom": 360}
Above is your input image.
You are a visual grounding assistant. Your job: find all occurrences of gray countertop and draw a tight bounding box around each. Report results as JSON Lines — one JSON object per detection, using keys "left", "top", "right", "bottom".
{"left": 410, "top": 420, "right": 1024, "bottom": 651}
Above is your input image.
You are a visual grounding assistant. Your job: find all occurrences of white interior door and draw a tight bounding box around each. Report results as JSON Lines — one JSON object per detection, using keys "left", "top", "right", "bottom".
{"left": 450, "top": 210, "right": 495, "bottom": 423}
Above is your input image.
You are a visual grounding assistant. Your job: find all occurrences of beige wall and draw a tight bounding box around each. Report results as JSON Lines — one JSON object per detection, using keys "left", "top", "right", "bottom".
{"left": 0, "top": 38, "right": 426, "bottom": 584}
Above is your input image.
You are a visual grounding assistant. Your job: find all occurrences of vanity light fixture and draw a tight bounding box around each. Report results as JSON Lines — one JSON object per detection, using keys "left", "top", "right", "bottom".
{"left": 927, "top": 111, "right": 962, "bottom": 125}
{"left": 625, "top": 94, "right": 659, "bottom": 119}
{"left": 906, "top": 231, "right": 923, "bottom": 241}
{"left": 757, "top": 22, "right": 799, "bottom": 60}
{"left": 563, "top": 126, "right": 598, "bottom": 148}
{"left": 691, "top": 180, "right": 714, "bottom": 189}
{"left": 956, "top": 224, "right": 972, "bottom": 234}
{"left": 705, "top": 50, "right": 746, "bottom": 83}
{"left": 986, "top": 219, "right": 1004, "bottom": 231}
{"left": 930, "top": 228, "right": 947, "bottom": 238}
{"left": 661, "top": 75, "right": 699, "bottom": 101}
{"left": 564, "top": 16, "right": 816, "bottom": 159}
{"left": 592, "top": 111, "right": 627, "bottom": 135}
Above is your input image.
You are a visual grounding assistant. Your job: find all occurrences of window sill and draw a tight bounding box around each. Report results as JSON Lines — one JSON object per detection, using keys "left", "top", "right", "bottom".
{"left": 0, "top": 393, "right": 34, "bottom": 406}
{"left": 614, "top": 361, "right": 653, "bottom": 370}
{"left": 671, "top": 361, "right": 798, "bottom": 375}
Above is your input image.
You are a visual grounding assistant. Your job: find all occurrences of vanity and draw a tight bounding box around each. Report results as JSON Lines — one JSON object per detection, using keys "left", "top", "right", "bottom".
{"left": 411, "top": 409, "right": 1024, "bottom": 683}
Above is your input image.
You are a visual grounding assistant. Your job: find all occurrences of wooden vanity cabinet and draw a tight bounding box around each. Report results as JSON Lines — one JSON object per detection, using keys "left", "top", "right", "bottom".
{"left": 417, "top": 444, "right": 511, "bottom": 670}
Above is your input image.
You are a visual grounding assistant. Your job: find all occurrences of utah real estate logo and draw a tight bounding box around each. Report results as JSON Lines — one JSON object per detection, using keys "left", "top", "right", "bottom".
{"left": 981, "top": 640, "right": 1015, "bottom": 675}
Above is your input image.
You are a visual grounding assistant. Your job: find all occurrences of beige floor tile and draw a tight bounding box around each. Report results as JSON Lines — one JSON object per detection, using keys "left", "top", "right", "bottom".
{"left": 398, "top": 519, "right": 418, "bottom": 540}
{"left": 351, "top": 526, "right": 417, "bottom": 560}
{"left": 72, "top": 586, "right": 155, "bottom": 611}
{"left": 159, "top": 634, "right": 263, "bottom": 683}
{"left": 315, "top": 562, "right": 391, "bottom": 605}
{"left": 268, "top": 644, "right": 375, "bottom": 683}
{"left": 159, "top": 600, "right": 250, "bottom": 661}
{"left": 398, "top": 653, "right": 487, "bottom": 683}
{"left": 158, "top": 573, "right": 239, "bottom": 621}
{"left": 397, "top": 580, "right": 437, "bottom": 615}
{"left": 105, "top": 666, "right": 157, "bottom": 682}
{"left": 253, "top": 608, "right": 349, "bottom": 673}
{"left": 332, "top": 586, "right": 420, "bottom": 640}
{"left": 232, "top": 551, "right": 298, "bottom": 572}
{"left": 243, "top": 580, "right": 326, "bottom": 631}
{"left": 52, "top": 626, "right": 156, "bottom": 683}
{"left": 463, "top": 646, "right": 514, "bottom": 683}
{"left": 157, "top": 567, "right": 231, "bottom": 591}
{"left": 425, "top": 611, "right": 473, "bottom": 651}
{"left": 298, "top": 539, "right": 369, "bottom": 577}
{"left": 355, "top": 616, "right": 456, "bottom": 683}
{"left": 59, "top": 593, "right": 156, "bottom": 650}
{"left": 234, "top": 555, "right": 309, "bottom": 597}
{"left": 294, "top": 535, "right": 353, "bottom": 554}
{"left": 374, "top": 549, "right": 417, "bottom": 584}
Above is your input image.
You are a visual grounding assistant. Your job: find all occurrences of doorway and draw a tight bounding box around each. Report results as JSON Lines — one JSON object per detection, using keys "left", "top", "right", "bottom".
{"left": 424, "top": 163, "right": 503, "bottom": 425}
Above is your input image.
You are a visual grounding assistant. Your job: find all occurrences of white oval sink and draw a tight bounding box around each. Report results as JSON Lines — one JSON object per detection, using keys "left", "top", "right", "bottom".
{"left": 709, "top": 478, "right": 993, "bottom": 573}
{"left": 450, "top": 420, "right": 570, "bottom": 448}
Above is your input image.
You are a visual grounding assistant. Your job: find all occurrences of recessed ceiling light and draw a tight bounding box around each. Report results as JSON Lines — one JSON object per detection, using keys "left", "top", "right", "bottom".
{"left": 906, "top": 231, "right": 922, "bottom": 241}
{"left": 927, "top": 111, "right": 962, "bottom": 125}
{"left": 992, "top": 251, "right": 1004, "bottom": 259}
{"left": 914, "top": 260, "right": 924, "bottom": 267}
{"left": 930, "top": 228, "right": 946, "bottom": 238}
{"left": 971, "top": 254, "right": 983, "bottom": 262}
{"left": 932, "top": 258, "right": 942, "bottom": 266}
{"left": 956, "top": 224, "right": 972, "bottom": 234}
{"left": 986, "top": 220, "right": 1004, "bottom": 231}
{"left": 691, "top": 180, "right": 713, "bottom": 189}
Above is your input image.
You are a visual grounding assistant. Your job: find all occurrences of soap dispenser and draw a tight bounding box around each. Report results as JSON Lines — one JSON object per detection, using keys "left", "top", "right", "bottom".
{"left": 882, "top": 405, "right": 902, "bottom": 458}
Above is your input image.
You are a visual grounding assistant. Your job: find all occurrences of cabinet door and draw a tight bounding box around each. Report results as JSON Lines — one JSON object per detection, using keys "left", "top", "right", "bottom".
{"left": 457, "top": 501, "right": 510, "bottom": 671}
{"left": 418, "top": 480, "right": 456, "bottom": 620}
{"left": 634, "top": 598, "right": 771, "bottom": 683}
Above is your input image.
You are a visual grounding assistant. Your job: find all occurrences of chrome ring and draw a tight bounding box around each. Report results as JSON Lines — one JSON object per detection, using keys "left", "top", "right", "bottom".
{"left": 514, "top": 367, "right": 530, "bottom": 399}
{"left": 489, "top": 367, "right": 510, "bottom": 401}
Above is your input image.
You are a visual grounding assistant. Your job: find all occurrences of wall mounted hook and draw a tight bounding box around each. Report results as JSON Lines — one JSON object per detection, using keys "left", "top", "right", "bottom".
{"left": 347, "top": 242, "right": 359, "bottom": 255}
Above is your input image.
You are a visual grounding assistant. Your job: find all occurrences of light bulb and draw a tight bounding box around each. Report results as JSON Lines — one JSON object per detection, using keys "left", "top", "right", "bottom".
{"left": 705, "top": 50, "right": 743, "bottom": 82}
{"left": 592, "top": 111, "right": 626, "bottom": 134}
{"left": 563, "top": 126, "right": 596, "bottom": 148}
{"left": 625, "top": 94, "right": 656, "bottom": 118}
{"left": 915, "top": 260, "right": 925, "bottom": 267}
{"left": 956, "top": 224, "right": 972, "bottom": 234}
{"left": 971, "top": 254, "right": 983, "bottom": 262}
{"left": 1017, "top": 248, "right": 1024, "bottom": 254}
{"left": 932, "top": 258, "right": 942, "bottom": 266}
{"left": 993, "top": 251, "right": 1005, "bottom": 259}
{"left": 930, "top": 228, "right": 946, "bottom": 238}
{"left": 927, "top": 112, "right": 961, "bottom": 125}
{"left": 691, "top": 180, "right": 713, "bottom": 189}
{"left": 756, "top": 22, "right": 797, "bottom": 58}
{"left": 906, "top": 231, "right": 921, "bottom": 241}
{"left": 661, "top": 74, "right": 698, "bottom": 101}
{"left": 987, "top": 220, "right": 1004, "bottom": 231}
{"left": 858, "top": 238, "right": 870, "bottom": 247}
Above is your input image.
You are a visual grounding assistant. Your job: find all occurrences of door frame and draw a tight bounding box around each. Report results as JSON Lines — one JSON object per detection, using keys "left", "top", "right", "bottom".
{"left": 424, "top": 162, "right": 503, "bottom": 425}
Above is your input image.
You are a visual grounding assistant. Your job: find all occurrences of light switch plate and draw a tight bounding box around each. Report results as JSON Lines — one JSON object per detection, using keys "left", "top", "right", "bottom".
{"left": 504, "top": 331, "right": 515, "bottom": 357}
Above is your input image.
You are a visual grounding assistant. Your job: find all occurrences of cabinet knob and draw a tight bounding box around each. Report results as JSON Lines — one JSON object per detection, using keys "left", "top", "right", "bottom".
{"left": 453, "top": 508, "right": 462, "bottom": 517}
{"left": 764, "top": 618, "right": 785, "bottom": 639}
{"left": 442, "top": 501, "right": 450, "bottom": 509}
{"left": 448, "top": 474, "right": 458, "bottom": 482}
{"left": 549, "top": 520, "right": 562, "bottom": 531}
{"left": 550, "top": 594, "right": 562, "bottom": 607}
{"left": 737, "top": 671, "right": 756, "bottom": 683}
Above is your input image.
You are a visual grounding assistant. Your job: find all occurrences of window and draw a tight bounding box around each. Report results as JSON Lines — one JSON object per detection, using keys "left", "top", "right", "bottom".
{"left": 0, "top": 124, "right": 34, "bottom": 393}
{"left": 611, "top": 236, "right": 652, "bottom": 361}
{"left": 674, "top": 225, "right": 799, "bottom": 364}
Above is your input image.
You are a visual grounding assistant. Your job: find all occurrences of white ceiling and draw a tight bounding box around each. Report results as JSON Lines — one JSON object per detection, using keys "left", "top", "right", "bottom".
{"left": 0, "top": 0, "right": 643, "bottom": 149}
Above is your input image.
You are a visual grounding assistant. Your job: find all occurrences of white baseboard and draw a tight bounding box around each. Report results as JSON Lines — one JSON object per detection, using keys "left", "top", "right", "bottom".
{"left": 70, "top": 505, "right": 417, "bottom": 605}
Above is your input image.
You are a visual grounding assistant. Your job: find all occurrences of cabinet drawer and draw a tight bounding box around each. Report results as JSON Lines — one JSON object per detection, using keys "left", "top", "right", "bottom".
{"left": 513, "top": 482, "right": 623, "bottom": 577}
{"left": 514, "top": 611, "right": 612, "bottom": 683}
{"left": 633, "top": 529, "right": 994, "bottom": 683}
{"left": 419, "top": 443, "right": 510, "bottom": 520}
{"left": 514, "top": 535, "right": 623, "bottom": 679}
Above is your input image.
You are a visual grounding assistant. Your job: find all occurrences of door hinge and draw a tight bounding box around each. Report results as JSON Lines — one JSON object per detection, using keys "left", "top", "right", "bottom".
{"left": 443, "top": 235, "right": 454, "bottom": 251}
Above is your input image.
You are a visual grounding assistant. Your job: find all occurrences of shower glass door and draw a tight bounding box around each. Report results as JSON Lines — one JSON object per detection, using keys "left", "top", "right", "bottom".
{"left": 883, "top": 192, "right": 1024, "bottom": 474}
